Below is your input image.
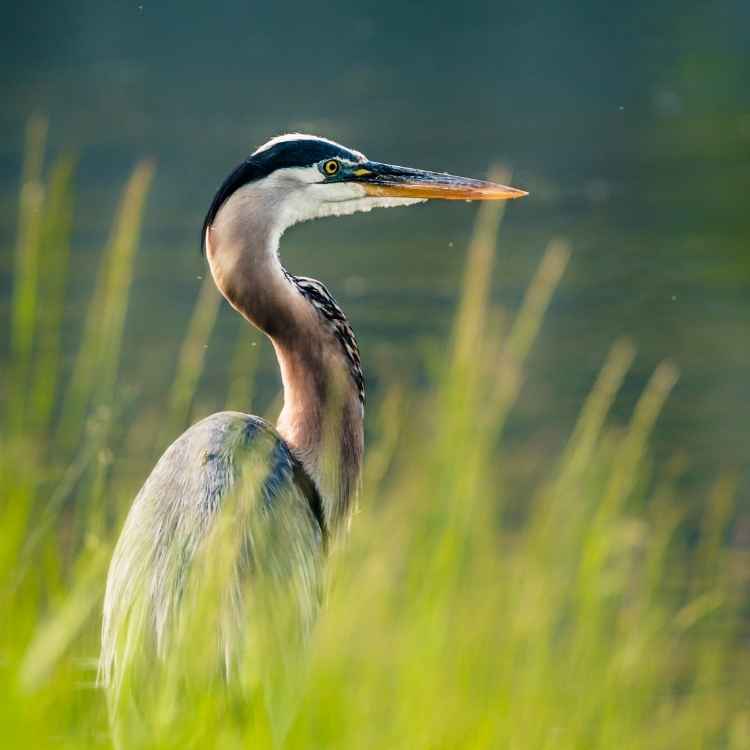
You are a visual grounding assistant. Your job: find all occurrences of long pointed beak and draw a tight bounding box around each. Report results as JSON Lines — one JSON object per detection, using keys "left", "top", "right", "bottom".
{"left": 351, "top": 161, "right": 528, "bottom": 201}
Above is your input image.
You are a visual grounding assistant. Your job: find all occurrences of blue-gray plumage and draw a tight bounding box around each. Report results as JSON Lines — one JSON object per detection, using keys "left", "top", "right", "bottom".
{"left": 100, "top": 413, "right": 324, "bottom": 696}
{"left": 99, "top": 133, "right": 526, "bottom": 732}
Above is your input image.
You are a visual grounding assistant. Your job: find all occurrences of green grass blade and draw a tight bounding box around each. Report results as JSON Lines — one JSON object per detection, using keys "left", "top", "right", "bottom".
{"left": 30, "top": 155, "right": 76, "bottom": 433}
{"left": 8, "top": 117, "right": 48, "bottom": 431}
{"left": 57, "top": 161, "right": 154, "bottom": 447}
{"left": 158, "top": 276, "right": 221, "bottom": 447}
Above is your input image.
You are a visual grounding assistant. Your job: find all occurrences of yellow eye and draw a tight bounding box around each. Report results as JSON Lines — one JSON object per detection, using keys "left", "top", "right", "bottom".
{"left": 323, "top": 159, "right": 340, "bottom": 176}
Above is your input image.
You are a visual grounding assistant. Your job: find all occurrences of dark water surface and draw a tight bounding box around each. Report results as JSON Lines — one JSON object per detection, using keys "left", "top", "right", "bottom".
{"left": 1, "top": 1, "right": 748, "bottom": 495}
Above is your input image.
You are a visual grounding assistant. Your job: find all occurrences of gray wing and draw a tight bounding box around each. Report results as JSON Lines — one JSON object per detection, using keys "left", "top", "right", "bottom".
{"left": 100, "top": 411, "right": 325, "bottom": 718}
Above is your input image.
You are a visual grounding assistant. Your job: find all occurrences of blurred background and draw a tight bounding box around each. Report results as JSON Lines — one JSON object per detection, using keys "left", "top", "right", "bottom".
{"left": 1, "top": 0, "right": 748, "bottom": 495}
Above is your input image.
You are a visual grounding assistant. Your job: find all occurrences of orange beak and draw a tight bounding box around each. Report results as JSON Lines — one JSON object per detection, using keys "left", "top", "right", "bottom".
{"left": 350, "top": 161, "right": 528, "bottom": 201}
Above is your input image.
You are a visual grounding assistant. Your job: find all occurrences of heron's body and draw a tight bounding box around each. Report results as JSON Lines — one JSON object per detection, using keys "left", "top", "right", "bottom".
{"left": 100, "top": 412, "right": 325, "bottom": 676}
{"left": 100, "top": 133, "right": 526, "bottom": 731}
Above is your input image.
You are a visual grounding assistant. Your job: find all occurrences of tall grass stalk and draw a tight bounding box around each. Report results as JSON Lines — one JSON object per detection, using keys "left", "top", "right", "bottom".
{"left": 158, "top": 276, "right": 221, "bottom": 448}
{"left": 29, "top": 155, "right": 76, "bottom": 432}
{"left": 8, "top": 117, "right": 47, "bottom": 434}
{"left": 57, "top": 161, "right": 154, "bottom": 449}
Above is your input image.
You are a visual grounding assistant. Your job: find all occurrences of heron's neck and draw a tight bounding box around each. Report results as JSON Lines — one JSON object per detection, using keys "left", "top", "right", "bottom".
{"left": 205, "top": 203, "right": 363, "bottom": 530}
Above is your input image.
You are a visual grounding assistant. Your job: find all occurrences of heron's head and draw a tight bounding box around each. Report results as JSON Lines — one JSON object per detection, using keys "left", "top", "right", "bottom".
{"left": 202, "top": 134, "right": 527, "bottom": 252}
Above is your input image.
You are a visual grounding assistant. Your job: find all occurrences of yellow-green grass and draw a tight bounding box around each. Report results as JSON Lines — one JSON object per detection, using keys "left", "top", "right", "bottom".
{"left": 1, "top": 122, "right": 747, "bottom": 748}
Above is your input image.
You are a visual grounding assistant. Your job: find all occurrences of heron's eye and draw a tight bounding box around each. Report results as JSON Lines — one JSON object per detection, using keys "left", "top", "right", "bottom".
{"left": 322, "top": 159, "right": 340, "bottom": 176}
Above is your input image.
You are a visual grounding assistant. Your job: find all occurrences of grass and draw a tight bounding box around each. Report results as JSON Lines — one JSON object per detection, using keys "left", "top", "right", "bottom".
{"left": 1, "top": 121, "right": 748, "bottom": 748}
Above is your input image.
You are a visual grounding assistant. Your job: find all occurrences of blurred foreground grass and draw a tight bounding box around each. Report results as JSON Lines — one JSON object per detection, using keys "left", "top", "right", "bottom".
{"left": 1, "top": 121, "right": 748, "bottom": 748}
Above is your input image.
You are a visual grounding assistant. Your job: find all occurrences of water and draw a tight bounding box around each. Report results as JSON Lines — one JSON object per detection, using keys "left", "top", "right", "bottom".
{"left": 1, "top": 0, "right": 748, "bottom": 494}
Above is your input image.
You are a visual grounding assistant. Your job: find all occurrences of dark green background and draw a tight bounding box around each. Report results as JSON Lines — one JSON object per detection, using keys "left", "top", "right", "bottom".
{"left": 1, "top": 1, "right": 748, "bottom": 494}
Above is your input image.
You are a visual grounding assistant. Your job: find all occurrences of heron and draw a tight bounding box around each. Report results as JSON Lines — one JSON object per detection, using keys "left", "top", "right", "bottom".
{"left": 100, "top": 134, "right": 526, "bottom": 728}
